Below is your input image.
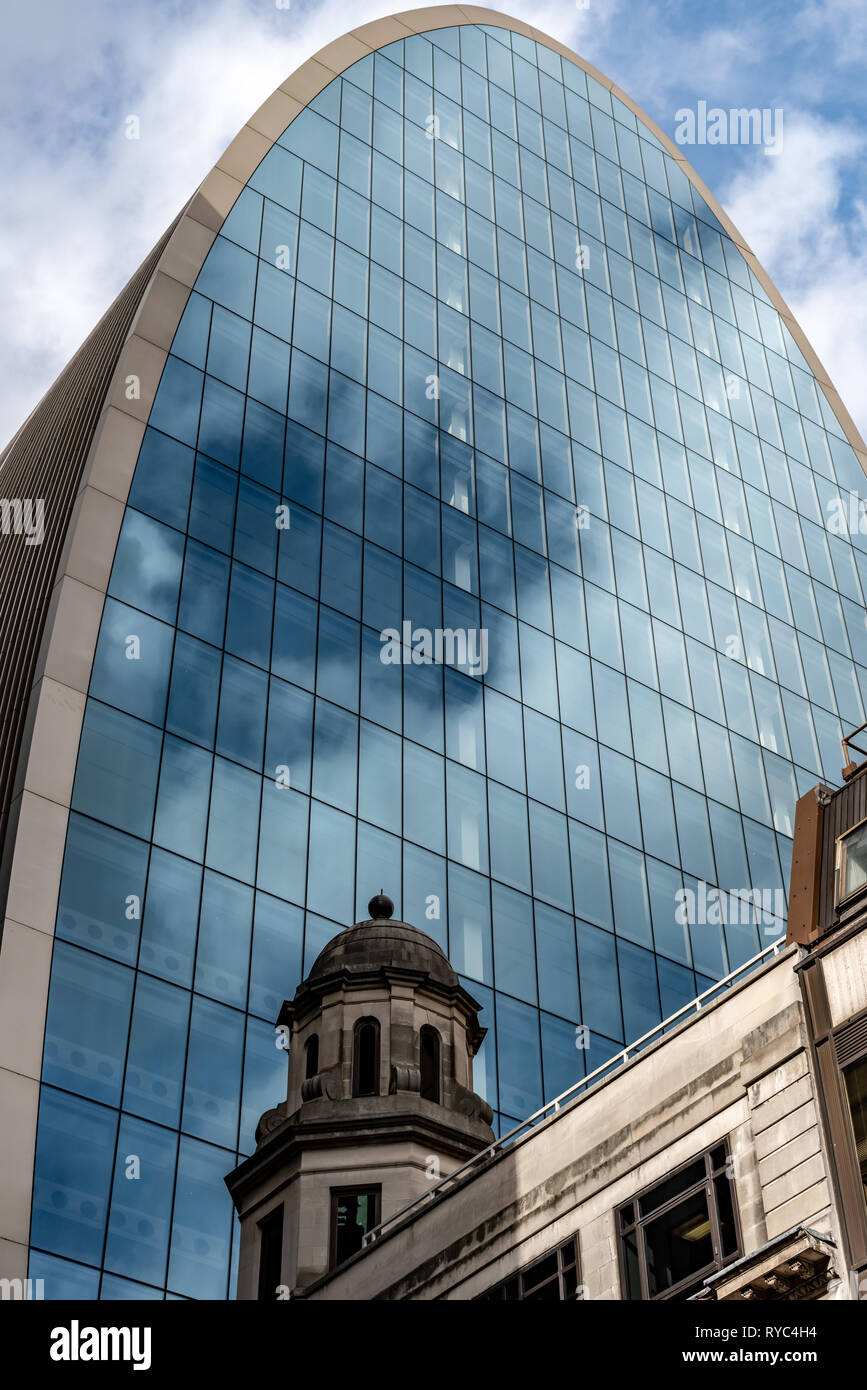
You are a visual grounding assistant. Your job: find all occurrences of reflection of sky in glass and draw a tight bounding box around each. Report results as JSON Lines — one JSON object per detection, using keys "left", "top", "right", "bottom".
{"left": 30, "top": 23, "right": 867, "bottom": 1298}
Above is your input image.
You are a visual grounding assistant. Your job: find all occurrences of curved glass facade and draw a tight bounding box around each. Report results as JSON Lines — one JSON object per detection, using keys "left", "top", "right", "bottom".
{"left": 29, "top": 22, "right": 867, "bottom": 1298}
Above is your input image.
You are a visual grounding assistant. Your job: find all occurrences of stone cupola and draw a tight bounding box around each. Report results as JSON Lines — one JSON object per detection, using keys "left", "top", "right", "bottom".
{"left": 226, "top": 894, "right": 494, "bottom": 1298}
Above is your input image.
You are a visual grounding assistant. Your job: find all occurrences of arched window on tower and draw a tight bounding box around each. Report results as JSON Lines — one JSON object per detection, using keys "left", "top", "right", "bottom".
{"left": 352, "top": 1018, "right": 380, "bottom": 1097}
{"left": 304, "top": 1034, "right": 319, "bottom": 1080}
{"left": 420, "top": 1026, "right": 441, "bottom": 1104}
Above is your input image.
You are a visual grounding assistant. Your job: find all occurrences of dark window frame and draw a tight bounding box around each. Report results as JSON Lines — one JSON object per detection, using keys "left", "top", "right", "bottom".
{"left": 833, "top": 1005, "right": 867, "bottom": 1221}
{"left": 352, "top": 1017, "right": 381, "bottom": 1097}
{"left": 618, "top": 1144, "right": 741, "bottom": 1301}
{"left": 835, "top": 815, "right": 867, "bottom": 908}
{"left": 328, "top": 1185, "right": 382, "bottom": 1272}
{"left": 476, "top": 1235, "right": 581, "bottom": 1300}
{"left": 842, "top": 1055, "right": 867, "bottom": 1207}
{"left": 256, "top": 1204, "right": 284, "bottom": 1302}
{"left": 304, "top": 1032, "right": 319, "bottom": 1080}
{"left": 806, "top": 967, "right": 867, "bottom": 1275}
{"left": 420, "top": 1025, "right": 441, "bottom": 1103}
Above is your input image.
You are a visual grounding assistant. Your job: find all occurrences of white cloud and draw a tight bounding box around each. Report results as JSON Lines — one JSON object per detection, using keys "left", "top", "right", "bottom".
{"left": 0, "top": 0, "right": 328, "bottom": 447}
{"left": 2, "top": 0, "right": 864, "bottom": 459}
{"left": 614, "top": 24, "right": 763, "bottom": 114}
{"left": 1, "top": 0, "right": 619, "bottom": 449}
{"left": 791, "top": 0, "right": 867, "bottom": 65}
{"left": 722, "top": 113, "right": 867, "bottom": 440}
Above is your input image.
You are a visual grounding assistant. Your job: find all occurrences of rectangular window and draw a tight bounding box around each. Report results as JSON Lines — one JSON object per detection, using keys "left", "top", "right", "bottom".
{"left": 476, "top": 1236, "right": 581, "bottom": 1300}
{"left": 618, "top": 1145, "right": 739, "bottom": 1300}
{"left": 843, "top": 1055, "right": 867, "bottom": 1211}
{"left": 257, "top": 1206, "right": 284, "bottom": 1301}
{"left": 329, "top": 1187, "right": 381, "bottom": 1271}
{"left": 836, "top": 819, "right": 867, "bottom": 906}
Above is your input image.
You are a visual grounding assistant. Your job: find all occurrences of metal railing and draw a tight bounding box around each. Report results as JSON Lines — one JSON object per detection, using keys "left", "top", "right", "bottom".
{"left": 362, "top": 936, "right": 792, "bottom": 1250}
{"left": 841, "top": 719, "right": 867, "bottom": 779}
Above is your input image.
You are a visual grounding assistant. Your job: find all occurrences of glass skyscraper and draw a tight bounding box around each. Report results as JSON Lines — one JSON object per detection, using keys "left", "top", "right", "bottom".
{"left": 3, "top": 11, "right": 867, "bottom": 1300}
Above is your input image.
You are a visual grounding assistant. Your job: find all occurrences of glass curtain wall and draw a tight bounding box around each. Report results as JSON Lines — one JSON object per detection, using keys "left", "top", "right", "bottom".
{"left": 29, "top": 22, "right": 867, "bottom": 1298}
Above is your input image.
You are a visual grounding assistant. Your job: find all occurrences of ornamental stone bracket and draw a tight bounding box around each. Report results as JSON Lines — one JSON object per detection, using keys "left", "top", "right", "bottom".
{"left": 691, "top": 1227, "right": 836, "bottom": 1301}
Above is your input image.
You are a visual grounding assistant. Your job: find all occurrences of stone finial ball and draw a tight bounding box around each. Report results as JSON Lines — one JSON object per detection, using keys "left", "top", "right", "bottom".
{"left": 368, "top": 892, "right": 394, "bottom": 921}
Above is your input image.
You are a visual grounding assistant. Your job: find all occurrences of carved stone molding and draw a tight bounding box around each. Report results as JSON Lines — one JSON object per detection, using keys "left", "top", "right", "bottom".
{"left": 390, "top": 1063, "right": 421, "bottom": 1094}
{"left": 301, "top": 1074, "right": 323, "bottom": 1103}
{"left": 691, "top": 1227, "right": 836, "bottom": 1302}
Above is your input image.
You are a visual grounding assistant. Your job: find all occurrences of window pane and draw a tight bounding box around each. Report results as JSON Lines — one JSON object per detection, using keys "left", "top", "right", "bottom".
{"left": 841, "top": 823, "right": 867, "bottom": 901}
{"left": 72, "top": 702, "right": 161, "bottom": 841}
{"left": 644, "top": 1189, "right": 713, "bottom": 1296}
{"left": 496, "top": 993, "right": 542, "bottom": 1118}
{"left": 333, "top": 1190, "right": 378, "bottom": 1268}
{"left": 32, "top": 1089, "right": 117, "bottom": 1266}
{"left": 123, "top": 973, "right": 188, "bottom": 1127}
{"left": 167, "top": 1138, "right": 235, "bottom": 1299}
{"left": 56, "top": 816, "right": 147, "bottom": 965}
{"left": 43, "top": 944, "right": 133, "bottom": 1107}
{"left": 182, "top": 997, "right": 244, "bottom": 1149}
{"left": 105, "top": 1116, "right": 177, "bottom": 1285}
{"left": 844, "top": 1055, "right": 867, "bottom": 1210}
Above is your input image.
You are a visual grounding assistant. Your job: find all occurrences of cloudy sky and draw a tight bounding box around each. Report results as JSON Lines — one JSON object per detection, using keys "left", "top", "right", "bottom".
{"left": 1, "top": 0, "right": 865, "bottom": 450}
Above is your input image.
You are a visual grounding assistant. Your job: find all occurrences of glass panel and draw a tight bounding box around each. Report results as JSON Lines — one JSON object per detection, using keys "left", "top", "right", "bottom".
{"left": 333, "top": 1190, "right": 378, "bottom": 1268}
{"left": 167, "top": 1138, "right": 235, "bottom": 1299}
{"left": 105, "top": 1116, "right": 177, "bottom": 1286}
{"left": 643, "top": 1189, "right": 713, "bottom": 1296}
{"left": 840, "top": 822, "right": 867, "bottom": 902}
{"left": 181, "top": 996, "right": 244, "bottom": 1149}
{"left": 43, "top": 944, "right": 133, "bottom": 1107}
{"left": 639, "top": 1159, "right": 706, "bottom": 1218}
{"left": 56, "top": 816, "right": 147, "bottom": 965}
{"left": 123, "top": 974, "right": 188, "bottom": 1127}
{"left": 496, "top": 993, "right": 542, "bottom": 1118}
{"left": 843, "top": 1055, "right": 867, "bottom": 1210}
{"left": 32, "top": 1089, "right": 117, "bottom": 1266}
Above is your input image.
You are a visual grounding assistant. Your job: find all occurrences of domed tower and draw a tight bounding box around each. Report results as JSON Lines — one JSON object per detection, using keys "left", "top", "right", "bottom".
{"left": 226, "top": 894, "right": 494, "bottom": 1299}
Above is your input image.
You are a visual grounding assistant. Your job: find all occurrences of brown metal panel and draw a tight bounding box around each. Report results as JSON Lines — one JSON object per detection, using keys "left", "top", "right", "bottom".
{"left": 787, "top": 786, "right": 825, "bottom": 945}
{"left": 818, "top": 790, "right": 837, "bottom": 930}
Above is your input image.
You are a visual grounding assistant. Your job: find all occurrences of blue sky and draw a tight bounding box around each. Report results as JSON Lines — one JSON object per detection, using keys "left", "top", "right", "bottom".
{"left": 2, "top": 0, "right": 865, "bottom": 448}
